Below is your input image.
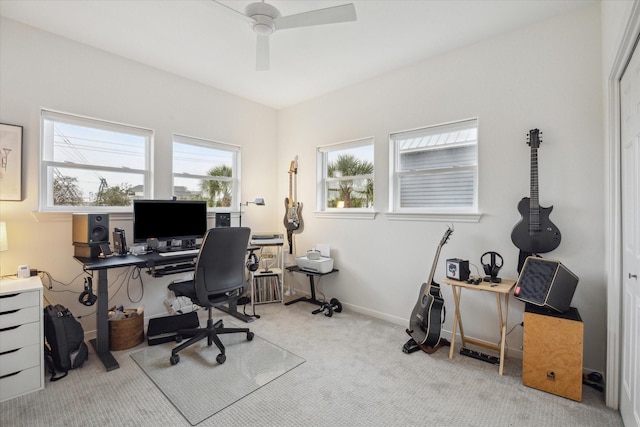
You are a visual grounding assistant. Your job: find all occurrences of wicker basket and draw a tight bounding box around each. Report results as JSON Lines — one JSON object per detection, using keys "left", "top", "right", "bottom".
{"left": 109, "top": 309, "right": 144, "bottom": 351}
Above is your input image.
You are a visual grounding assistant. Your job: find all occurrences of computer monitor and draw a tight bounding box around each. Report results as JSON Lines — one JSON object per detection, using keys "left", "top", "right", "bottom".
{"left": 132, "top": 199, "right": 208, "bottom": 249}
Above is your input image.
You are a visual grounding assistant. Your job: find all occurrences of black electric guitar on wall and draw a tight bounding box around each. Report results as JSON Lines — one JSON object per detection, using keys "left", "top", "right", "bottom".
{"left": 283, "top": 156, "right": 303, "bottom": 254}
{"left": 511, "top": 129, "right": 561, "bottom": 255}
{"left": 407, "top": 227, "right": 452, "bottom": 349}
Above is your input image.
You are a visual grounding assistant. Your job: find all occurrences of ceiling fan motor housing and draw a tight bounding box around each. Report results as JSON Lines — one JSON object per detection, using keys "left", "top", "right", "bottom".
{"left": 246, "top": 2, "right": 280, "bottom": 35}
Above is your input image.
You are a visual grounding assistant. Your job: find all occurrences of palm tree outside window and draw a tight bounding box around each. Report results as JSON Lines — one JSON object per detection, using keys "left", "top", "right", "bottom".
{"left": 172, "top": 134, "right": 240, "bottom": 208}
{"left": 318, "top": 137, "right": 374, "bottom": 211}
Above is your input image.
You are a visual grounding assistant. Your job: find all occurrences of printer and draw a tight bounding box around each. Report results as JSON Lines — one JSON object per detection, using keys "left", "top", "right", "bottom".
{"left": 296, "top": 255, "right": 334, "bottom": 274}
{"left": 296, "top": 246, "right": 334, "bottom": 274}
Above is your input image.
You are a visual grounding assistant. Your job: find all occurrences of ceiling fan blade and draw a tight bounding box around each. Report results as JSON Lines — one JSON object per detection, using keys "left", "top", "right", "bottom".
{"left": 211, "top": 0, "right": 254, "bottom": 24}
{"left": 256, "top": 34, "right": 270, "bottom": 71}
{"left": 274, "top": 3, "right": 356, "bottom": 30}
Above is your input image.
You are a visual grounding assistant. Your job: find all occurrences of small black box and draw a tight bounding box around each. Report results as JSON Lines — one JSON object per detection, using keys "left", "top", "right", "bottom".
{"left": 146, "top": 312, "right": 199, "bottom": 346}
{"left": 215, "top": 212, "right": 231, "bottom": 227}
{"left": 446, "top": 258, "right": 470, "bottom": 281}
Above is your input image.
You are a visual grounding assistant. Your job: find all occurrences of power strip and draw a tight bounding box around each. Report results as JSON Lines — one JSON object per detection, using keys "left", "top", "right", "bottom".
{"left": 460, "top": 347, "right": 500, "bottom": 365}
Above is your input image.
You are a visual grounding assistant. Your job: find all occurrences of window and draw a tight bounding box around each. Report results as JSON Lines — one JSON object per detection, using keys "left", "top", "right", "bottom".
{"left": 172, "top": 134, "right": 240, "bottom": 209}
{"left": 389, "top": 118, "right": 478, "bottom": 214}
{"left": 40, "top": 110, "right": 152, "bottom": 211}
{"left": 317, "top": 137, "right": 374, "bottom": 212}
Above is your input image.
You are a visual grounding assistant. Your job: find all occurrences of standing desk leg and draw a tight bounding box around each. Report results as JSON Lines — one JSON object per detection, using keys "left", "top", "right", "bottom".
{"left": 284, "top": 274, "right": 324, "bottom": 309}
{"left": 89, "top": 269, "right": 119, "bottom": 371}
{"left": 449, "top": 286, "right": 464, "bottom": 359}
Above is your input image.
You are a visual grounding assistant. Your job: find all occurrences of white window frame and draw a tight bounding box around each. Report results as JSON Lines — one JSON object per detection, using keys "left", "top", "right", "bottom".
{"left": 39, "top": 110, "right": 152, "bottom": 213}
{"left": 172, "top": 134, "right": 241, "bottom": 211}
{"left": 388, "top": 118, "right": 481, "bottom": 222}
{"left": 316, "top": 137, "right": 375, "bottom": 219}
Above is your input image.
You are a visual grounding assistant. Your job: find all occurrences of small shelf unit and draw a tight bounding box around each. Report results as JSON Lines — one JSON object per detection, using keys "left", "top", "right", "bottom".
{"left": 249, "top": 240, "right": 284, "bottom": 306}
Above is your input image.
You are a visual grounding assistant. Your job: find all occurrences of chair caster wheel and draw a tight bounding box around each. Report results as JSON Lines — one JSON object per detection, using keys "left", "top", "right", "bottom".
{"left": 175, "top": 335, "right": 182, "bottom": 343}
{"left": 322, "top": 303, "right": 333, "bottom": 317}
{"left": 330, "top": 298, "right": 342, "bottom": 313}
{"left": 247, "top": 332, "right": 254, "bottom": 341}
{"left": 170, "top": 354, "right": 180, "bottom": 365}
{"left": 216, "top": 353, "right": 226, "bottom": 364}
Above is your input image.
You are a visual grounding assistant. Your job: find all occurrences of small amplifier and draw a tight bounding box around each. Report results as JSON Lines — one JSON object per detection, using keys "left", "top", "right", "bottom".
{"left": 514, "top": 256, "right": 578, "bottom": 313}
{"left": 446, "top": 258, "right": 470, "bottom": 281}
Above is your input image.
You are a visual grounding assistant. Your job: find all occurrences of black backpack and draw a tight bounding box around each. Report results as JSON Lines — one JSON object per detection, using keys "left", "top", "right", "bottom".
{"left": 43, "top": 304, "right": 89, "bottom": 381}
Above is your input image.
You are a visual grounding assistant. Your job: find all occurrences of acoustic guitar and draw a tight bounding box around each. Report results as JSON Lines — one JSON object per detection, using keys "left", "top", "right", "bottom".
{"left": 511, "top": 129, "right": 561, "bottom": 254}
{"left": 408, "top": 227, "right": 452, "bottom": 348}
{"left": 283, "top": 156, "right": 303, "bottom": 253}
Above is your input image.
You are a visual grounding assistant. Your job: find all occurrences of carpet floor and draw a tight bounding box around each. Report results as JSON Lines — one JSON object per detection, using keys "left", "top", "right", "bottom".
{"left": 0, "top": 300, "right": 623, "bottom": 426}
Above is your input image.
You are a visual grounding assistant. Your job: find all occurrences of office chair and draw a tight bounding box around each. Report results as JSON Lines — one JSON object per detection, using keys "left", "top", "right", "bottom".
{"left": 167, "top": 227, "right": 254, "bottom": 365}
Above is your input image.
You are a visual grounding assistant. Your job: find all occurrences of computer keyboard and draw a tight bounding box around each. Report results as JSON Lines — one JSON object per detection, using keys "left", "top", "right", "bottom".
{"left": 158, "top": 249, "right": 199, "bottom": 257}
{"left": 151, "top": 262, "right": 195, "bottom": 277}
{"left": 250, "top": 234, "right": 284, "bottom": 245}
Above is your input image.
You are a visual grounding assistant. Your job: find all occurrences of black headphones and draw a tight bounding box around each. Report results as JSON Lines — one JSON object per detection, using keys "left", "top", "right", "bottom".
{"left": 481, "top": 251, "right": 503, "bottom": 278}
{"left": 246, "top": 251, "right": 259, "bottom": 272}
{"left": 79, "top": 276, "right": 97, "bottom": 306}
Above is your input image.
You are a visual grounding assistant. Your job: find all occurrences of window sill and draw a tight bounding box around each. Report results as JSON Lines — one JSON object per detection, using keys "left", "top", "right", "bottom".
{"left": 32, "top": 210, "right": 222, "bottom": 223}
{"left": 314, "top": 210, "right": 378, "bottom": 220}
{"left": 385, "top": 212, "right": 482, "bottom": 223}
{"left": 32, "top": 210, "right": 133, "bottom": 222}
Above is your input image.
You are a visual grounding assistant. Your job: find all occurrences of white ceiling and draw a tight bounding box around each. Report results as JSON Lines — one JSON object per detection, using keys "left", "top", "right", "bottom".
{"left": 0, "top": 0, "right": 596, "bottom": 110}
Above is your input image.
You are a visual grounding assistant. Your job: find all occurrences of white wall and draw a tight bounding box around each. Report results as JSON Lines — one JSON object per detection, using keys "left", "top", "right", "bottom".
{"left": 278, "top": 4, "right": 606, "bottom": 371}
{"left": 0, "top": 4, "right": 609, "bottom": 373}
{"left": 0, "top": 17, "right": 279, "bottom": 332}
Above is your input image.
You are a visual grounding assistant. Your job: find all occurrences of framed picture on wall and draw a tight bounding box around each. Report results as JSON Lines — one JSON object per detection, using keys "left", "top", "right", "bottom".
{"left": 0, "top": 123, "right": 23, "bottom": 201}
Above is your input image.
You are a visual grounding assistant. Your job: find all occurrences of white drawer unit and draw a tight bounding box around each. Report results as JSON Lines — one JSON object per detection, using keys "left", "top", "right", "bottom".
{"left": 0, "top": 276, "right": 44, "bottom": 402}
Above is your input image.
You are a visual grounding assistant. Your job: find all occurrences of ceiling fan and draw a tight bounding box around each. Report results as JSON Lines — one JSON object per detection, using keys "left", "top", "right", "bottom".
{"left": 213, "top": 1, "right": 357, "bottom": 71}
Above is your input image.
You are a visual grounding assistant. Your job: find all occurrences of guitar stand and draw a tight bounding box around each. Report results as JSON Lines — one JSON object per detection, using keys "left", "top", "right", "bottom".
{"left": 403, "top": 337, "right": 422, "bottom": 354}
{"left": 403, "top": 329, "right": 451, "bottom": 354}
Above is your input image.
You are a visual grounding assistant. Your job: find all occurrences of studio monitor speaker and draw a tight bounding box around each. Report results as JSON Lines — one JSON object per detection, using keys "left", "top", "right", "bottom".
{"left": 72, "top": 213, "right": 109, "bottom": 245}
{"left": 215, "top": 212, "right": 231, "bottom": 228}
{"left": 514, "top": 256, "right": 578, "bottom": 313}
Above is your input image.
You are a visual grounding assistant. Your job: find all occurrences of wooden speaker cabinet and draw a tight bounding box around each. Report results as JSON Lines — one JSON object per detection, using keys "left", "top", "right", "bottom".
{"left": 522, "top": 305, "right": 583, "bottom": 401}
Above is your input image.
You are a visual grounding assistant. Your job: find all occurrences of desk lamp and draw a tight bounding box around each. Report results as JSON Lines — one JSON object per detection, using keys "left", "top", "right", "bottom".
{"left": 239, "top": 198, "right": 265, "bottom": 226}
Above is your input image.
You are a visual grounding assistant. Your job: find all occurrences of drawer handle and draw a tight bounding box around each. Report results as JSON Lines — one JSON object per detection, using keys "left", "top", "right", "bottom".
{"left": 0, "top": 348, "right": 19, "bottom": 356}
{"left": 0, "top": 370, "right": 22, "bottom": 380}
{"left": 0, "top": 293, "right": 20, "bottom": 299}
{"left": 0, "top": 309, "right": 20, "bottom": 316}
{"left": 0, "top": 325, "right": 20, "bottom": 333}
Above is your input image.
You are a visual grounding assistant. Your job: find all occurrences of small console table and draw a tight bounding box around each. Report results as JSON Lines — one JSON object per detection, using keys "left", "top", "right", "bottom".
{"left": 443, "top": 277, "right": 516, "bottom": 376}
{"left": 285, "top": 266, "right": 341, "bottom": 316}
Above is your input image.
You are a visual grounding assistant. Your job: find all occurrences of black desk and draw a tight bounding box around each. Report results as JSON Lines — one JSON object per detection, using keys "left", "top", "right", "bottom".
{"left": 285, "top": 266, "right": 339, "bottom": 312}
{"left": 74, "top": 251, "right": 254, "bottom": 371}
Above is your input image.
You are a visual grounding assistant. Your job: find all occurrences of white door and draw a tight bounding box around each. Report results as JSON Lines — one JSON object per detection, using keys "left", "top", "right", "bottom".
{"left": 620, "top": 37, "right": 640, "bottom": 427}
